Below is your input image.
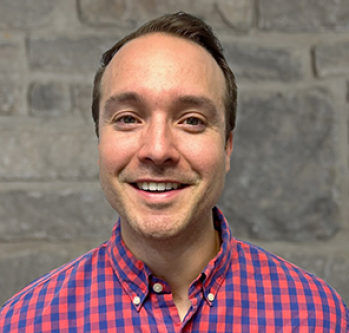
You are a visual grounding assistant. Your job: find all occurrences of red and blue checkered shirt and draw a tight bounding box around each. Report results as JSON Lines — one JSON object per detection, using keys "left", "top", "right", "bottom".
{"left": 1, "top": 207, "right": 348, "bottom": 332}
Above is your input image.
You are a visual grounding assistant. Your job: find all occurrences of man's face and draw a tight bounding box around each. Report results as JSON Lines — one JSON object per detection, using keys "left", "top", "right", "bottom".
{"left": 98, "top": 33, "right": 233, "bottom": 244}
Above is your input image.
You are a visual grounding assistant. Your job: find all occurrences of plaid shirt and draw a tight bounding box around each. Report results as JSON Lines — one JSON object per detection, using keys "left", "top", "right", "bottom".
{"left": 1, "top": 207, "right": 348, "bottom": 332}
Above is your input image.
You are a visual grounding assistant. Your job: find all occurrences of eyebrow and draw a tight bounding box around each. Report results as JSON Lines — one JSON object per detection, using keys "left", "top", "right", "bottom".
{"left": 103, "top": 92, "right": 142, "bottom": 117}
{"left": 173, "top": 95, "right": 219, "bottom": 115}
{"left": 102, "top": 92, "right": 221, "bottom": 121}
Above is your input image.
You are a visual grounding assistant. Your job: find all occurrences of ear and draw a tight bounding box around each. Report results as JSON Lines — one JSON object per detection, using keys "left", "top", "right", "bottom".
{"left": 225, "top": 132, "right": 233, "bottom": 173}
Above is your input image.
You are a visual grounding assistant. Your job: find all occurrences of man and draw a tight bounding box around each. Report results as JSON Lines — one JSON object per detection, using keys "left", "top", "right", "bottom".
{"left": 0, "top": 12, "right": 348, "bottom": 332}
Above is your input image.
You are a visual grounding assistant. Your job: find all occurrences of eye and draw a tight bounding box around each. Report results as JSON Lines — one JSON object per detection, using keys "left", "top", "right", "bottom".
{"left": 180, "top": 115, "right": 206, "bottom": 133}
{"left": 111, "top": 113, "right": 142, "bottom": 131}
{"left": 116, "top": 115, "right": 139, "bottom": 124}
{"left": 183, "top": 117, "right": 203, "bottom": 126}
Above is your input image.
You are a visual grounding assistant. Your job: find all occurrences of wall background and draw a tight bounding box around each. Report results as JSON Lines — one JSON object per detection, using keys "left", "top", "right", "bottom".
{"left": 0, "top": 0, "right": 348, "bottom": 306}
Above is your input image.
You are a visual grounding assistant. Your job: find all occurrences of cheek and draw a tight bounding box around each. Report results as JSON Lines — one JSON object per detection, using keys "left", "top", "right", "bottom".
{"left": 99, "top": 135, "right": 134, "bottom": 172}
{"left": 181, "top": 136, "right": 226, "bottom": 175}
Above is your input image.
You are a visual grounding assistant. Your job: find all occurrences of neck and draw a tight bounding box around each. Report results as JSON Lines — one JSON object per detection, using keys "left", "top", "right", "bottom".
{"left": 121, "top": 214, "right": 221, "bottom": 320}
{"left": 142, "top": 227, "right": 220, "bottom": 291}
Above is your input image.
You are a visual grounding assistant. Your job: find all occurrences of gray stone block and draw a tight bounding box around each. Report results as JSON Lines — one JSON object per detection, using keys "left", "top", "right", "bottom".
{"left": 328, "top": 256, "right": 349, "bottom": 306}
{"left": 0, "top": 242, "right": 105, "bottom": 306}
{"left": 215, "top": 0, "right": 254, "bottom": 31}
{"left": 0, "top": 78, "right": 21, "bottom": 115}
{"left": 314, "top": 41, "right": 349, "bottom": 78}
{"left": 77, "top": 0, "right": 253, "bottom": 31}
{"left": 347, "top": 90, "right": 349, "bottom": 169}
{"left": 29, "top": 81, "right": 71, "bottom": 117}
{"left": 28, "top": 37, "right": 117, "bottom": 73}
{"left": 0, "top": 124, "right": 99, "bottom": 180}
{"left": 258, "top": 0, "right": 349, "bottom": 32}
{"left": 0, "top": 40, "right": 22, "bottom": 75}
{"left": 72, "top": 83, "right": 93, "bottom": 121}
{"left": 0, "top": 184, "right": 117, "bottom": 241}
{"left": 77, "top": 0, "right": 127, "bottom": 26}
{"left": 219, "top": 88, "right": 341, "bottom": 241}
{"left": 0, "top": 40, "right": 23, "bottom": 114}
{"left": 223, "top": 42, "right": 304, "bottom": 82}
{"left": 0, "top": 0, "right": 54, "bottom": 30}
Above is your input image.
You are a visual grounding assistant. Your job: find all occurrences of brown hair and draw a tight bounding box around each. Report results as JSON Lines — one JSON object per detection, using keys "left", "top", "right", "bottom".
{"left": 92, "top": 12, "right": 237, "bottom": 140}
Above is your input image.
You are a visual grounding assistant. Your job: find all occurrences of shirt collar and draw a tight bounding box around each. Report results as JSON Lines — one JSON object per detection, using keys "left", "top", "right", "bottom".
{"left": 106, "top": 207, "right": 234, "bottom": 310}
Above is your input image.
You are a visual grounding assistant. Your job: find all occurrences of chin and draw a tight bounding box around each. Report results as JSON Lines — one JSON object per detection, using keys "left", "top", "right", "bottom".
{"left": 140, "top": 229, "right": 181, "bottom": 241}
{"left": 126, "top": 212, "right": 190, "bottom": 240}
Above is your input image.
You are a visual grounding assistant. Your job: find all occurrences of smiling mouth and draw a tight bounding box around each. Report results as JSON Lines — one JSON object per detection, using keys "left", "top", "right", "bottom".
{"left": 135, "top": 182, "right": 184, "bottom": 192}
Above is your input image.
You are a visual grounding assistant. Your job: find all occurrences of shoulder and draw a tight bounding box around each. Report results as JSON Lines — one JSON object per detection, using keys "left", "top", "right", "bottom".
{"left": 228, "top": 237, "right": 349, "bottom": 330}
{"left": 232, "top": 238, "right": 344, "bottom": 300}
{"left": 0, "top": 242, "right": 109, "bottom": 329}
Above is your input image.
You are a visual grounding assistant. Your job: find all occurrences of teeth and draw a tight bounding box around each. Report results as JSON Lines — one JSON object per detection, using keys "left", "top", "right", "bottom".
{"left": 157, "top": 183, "right": 165, "bottom": 191}
{"left": 137, "top": 182, "right": 181, "bottom": 192}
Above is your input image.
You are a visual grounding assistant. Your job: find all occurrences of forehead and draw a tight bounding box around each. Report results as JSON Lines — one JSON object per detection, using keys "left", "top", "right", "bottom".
{"left": 100, "top": 33, "right": 226, "bottom": 108}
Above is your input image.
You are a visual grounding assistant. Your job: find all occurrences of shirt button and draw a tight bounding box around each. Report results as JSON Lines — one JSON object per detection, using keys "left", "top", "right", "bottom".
{"left": 208, "top": 293, "right": 215, "bottom": 302}
{"left": 152, "top": 282, "right": 163, "bottom": 293}
{"left": 133, "top": 296, "right": 141, "bottom": 305}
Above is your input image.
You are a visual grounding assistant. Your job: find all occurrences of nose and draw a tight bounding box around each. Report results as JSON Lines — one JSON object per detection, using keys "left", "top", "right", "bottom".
{"left": 137, "top": 119, "right": 180, "bottom": 165}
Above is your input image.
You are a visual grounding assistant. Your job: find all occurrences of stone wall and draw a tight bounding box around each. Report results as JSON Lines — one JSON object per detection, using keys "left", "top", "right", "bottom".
{"left": 0, "top": 0, "right": 348, "bottom": 306}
